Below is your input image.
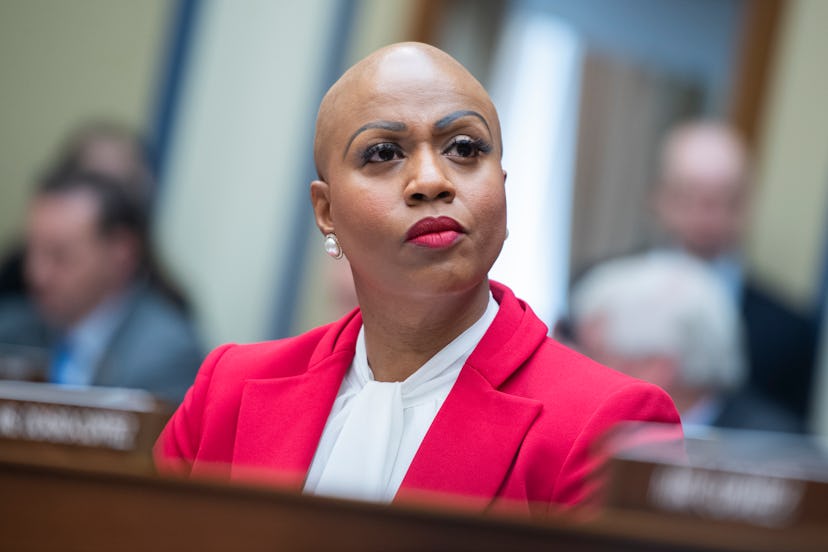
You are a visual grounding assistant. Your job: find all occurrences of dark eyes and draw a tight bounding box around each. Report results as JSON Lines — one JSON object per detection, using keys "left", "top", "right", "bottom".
{"left": 444, "top": 136, "right": 492, "bottom": 158}
{"left": 363, "top": 143, "right": 404, "bottom": 163}
{"left": 362, "top": 135, "right": 492, "bottom": 164}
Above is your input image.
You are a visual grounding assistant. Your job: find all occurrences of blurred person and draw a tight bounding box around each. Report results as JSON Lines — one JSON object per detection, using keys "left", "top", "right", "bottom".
{"left": 155, "top": 43, "right": 681, "bottom": 512}
{"left": 571, "top": 252, "right": 804, "bottom": 433}
{"left": 0, "top": 169, "right": 202, "bottom": 404}
{"left": 0, "top": 120, "right": 158, "bottom": 299}
{"left": 51, "top": 120, "right": 155, "bottom": 193}
{"left": 652, "top": 120, "right": 817, "bottom": 424}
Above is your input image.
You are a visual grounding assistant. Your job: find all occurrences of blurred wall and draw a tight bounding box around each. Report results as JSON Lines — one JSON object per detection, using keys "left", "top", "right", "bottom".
{"left": 155, "top": 0, "right": 342, "bottom": 347}
{"left": 747, "top": 0, "right": 828, "bottom": 310}
{"left": 751, "top": 0, "right": 828, "bottom": 435}
{"left": 0, "top": 0, "right": 170, "bottom": 250}
{"left": 520, "top": 0, "right": 744, "bottom": 114}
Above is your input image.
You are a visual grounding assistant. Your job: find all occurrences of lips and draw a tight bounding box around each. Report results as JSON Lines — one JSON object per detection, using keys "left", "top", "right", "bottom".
{"left": 405, "top": 216, "right": 465, "bottom": 248}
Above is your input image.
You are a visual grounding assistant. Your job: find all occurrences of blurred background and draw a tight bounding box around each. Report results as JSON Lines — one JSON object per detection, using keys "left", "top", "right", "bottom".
{"left": 1, "top": 0, "right": 827, "bottom": 434}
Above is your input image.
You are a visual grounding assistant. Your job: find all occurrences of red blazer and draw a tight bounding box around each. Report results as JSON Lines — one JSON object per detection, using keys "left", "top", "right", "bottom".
{"left": 155, "top": 282, "right": 680, "bottom": 514}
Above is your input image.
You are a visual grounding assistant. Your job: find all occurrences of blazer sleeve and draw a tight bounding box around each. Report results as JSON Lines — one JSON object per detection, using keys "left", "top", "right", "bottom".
{"left": 153, "top": 343, "right": 235, "bottom": 475}
{"left": 549, "top": 381, "right": 682, "bottom": 508}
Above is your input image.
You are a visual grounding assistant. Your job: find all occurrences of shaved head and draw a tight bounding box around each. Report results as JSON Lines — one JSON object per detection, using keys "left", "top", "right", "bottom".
{"left": 313, "top": 42, "right": 502, "bottom": 181}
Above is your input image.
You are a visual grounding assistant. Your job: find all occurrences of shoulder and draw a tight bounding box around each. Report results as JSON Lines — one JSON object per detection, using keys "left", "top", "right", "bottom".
{"left": 205, "top": 305, "right": 361, "bottom": 384}
{"left": 514, "top": 337, "right": 673, "bottom": 410}
{"left": 501, "top": 337, "right": 680, "bottom": 506}
{"left": 153, "top": 321, "right": 341, "bottom": 469}
{"left": 742, "top": 279, "right": 817, "bottom": 332}
{"left": 206, "top": 324, "right": 333, "bottom": 382}
{"left": 508, "top": 336, "right": 680, "bottom": 455}
{"left": 0, "top": 295, "right": 48, "bottom": 346}
{"left": 123, "top": 288, "right": 197, "bottom": 338}
{"left": 110, "top": 288, "right": 203, "bottom": 365}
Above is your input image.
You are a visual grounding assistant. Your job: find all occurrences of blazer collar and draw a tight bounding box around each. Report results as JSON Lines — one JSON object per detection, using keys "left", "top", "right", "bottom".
{"left": 233, "top": 282, "right": 549, "bottom": 507}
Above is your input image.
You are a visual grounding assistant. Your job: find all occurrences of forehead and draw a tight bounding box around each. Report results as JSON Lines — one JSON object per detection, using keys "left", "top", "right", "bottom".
{"left": 330, "top": 52, "right": 496, "bottom": 136}
{"left": 29, "top": 190, "right": 100, "bottom": 235}
{"left": 665, "top": 129, "right": 746, "bottom": 185}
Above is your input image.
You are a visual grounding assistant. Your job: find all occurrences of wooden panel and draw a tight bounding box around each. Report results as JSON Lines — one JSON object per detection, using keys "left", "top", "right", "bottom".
{"left": 729, "top": 0, "right": 786, "bottom": 147}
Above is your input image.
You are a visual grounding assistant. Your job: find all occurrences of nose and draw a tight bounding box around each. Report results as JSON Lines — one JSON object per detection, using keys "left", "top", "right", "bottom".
{"left": 404, "top": 147, "right": 456, "bottom": 206}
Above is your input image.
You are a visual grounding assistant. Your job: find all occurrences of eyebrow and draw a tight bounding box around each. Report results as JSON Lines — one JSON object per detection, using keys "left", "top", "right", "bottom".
{"left": 343, "top": 121, "right": 407, "bottom": 158}
{"left": 434, "top": 110, "right": 491, "bottom": 135}
{"left": 341, "top": 110, "right": 493, "bottom": 159}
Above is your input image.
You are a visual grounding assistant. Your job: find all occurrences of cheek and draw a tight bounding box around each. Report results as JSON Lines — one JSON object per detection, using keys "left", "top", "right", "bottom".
{"left": 330, "top": 181, "right": 398, "bottom": 238}
{"left": 468, "top": 179, "right": 507, "bottom": 231}
{"left": 71, "top": 247, "right": 110, "bottom": 288}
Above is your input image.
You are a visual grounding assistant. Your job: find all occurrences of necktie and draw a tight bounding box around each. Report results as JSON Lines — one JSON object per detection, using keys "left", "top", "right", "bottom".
{"left": 49, "top": 337, "right": 73, "bottom": 384}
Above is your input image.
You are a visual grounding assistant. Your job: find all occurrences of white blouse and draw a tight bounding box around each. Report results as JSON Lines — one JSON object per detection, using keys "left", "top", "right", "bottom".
{"left": 303, "top": 293, "right": 499, "bottom": 503}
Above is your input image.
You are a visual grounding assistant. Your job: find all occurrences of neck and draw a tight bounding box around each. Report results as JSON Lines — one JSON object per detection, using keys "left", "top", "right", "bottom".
{"left": 356, "top": 279, "right": 491, "bottom": 382}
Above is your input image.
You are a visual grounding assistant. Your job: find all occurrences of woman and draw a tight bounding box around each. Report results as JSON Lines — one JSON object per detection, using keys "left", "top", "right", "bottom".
{"left": 155, "top": 43, "right": 680, "bottom": 514}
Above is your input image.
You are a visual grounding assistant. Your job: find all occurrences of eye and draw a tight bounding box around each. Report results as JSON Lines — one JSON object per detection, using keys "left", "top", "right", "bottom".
{"left": 444, "top": 135, "right": 492, "bottom": 158}
{"left": 363, "top": 143, "right": 404, "bottom": 163}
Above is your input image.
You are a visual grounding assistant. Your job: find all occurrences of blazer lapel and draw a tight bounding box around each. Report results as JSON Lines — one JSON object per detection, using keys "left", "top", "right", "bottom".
{"left": 231, "top": 311, "right": 361, "bottom": 487}
{"left": 396, "top": 366, "right": 541, "bottom": 507}
{"left": 396, "top": 281, "right": 548, "bottom": 508}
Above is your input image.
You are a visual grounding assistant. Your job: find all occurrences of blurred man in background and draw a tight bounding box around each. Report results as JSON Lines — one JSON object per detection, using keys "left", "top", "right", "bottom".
{"left": 0, "top": 122, "right": 201, "bottom": 404}
{"left": 570, "top": 252, "right": 803, "bottom": 434}
{"left": 652, "top": 120, "right": 817, "bottom": 426}
{"left": 0, "top": 169, "right": 201, "bottom": 404}
{"left": 0, "top": 121, "right": 158, "bottom": 298}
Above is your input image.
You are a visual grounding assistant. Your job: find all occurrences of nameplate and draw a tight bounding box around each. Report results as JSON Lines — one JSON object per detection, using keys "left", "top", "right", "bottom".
{"left": 605, "top": 430, "right": 828, "bottom": 530}
{"left": 0, "top": 381, "right": 169, "bottom": 473}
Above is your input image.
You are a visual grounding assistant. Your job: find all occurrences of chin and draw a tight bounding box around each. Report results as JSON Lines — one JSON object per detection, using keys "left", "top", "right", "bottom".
{"left": 410, "top": 268, "right": 490, "bottom": 297}
{"left": 34, "top": 300, "right": 73, "bottom": 328}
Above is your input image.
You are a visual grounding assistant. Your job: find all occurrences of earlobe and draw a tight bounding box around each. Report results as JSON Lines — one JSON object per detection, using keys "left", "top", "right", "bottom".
{"left": 310, "top": 180, "right": 334, "bottom": 234}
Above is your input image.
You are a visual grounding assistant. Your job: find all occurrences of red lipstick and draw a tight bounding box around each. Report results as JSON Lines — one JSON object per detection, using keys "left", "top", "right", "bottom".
{"left": 405, "top": 216, "right": 465, "bottom": 248}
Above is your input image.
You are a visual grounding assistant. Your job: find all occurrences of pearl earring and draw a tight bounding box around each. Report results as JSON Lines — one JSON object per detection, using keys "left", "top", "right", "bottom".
{"left": 324, "top": 233, "right": 343, "bottom": 259}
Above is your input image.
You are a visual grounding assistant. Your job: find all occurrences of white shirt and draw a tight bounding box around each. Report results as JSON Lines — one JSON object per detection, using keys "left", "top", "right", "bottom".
{"left": 303, "top": 293, "right": 499, "bottom": 503}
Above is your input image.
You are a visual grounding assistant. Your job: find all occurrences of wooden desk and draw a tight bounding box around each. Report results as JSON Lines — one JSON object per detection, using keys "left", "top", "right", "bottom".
{"left": 0, "top": 385, "right": 823, "bottom": 551}
{"left": 1, "top": 457, "right": 824, "bottom": 552}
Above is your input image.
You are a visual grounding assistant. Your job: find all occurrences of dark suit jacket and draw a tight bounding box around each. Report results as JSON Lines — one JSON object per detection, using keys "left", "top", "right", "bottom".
{"left": 741, "top": 281, "right": 819, "bottom": 423}
{"left": 156, "top": 282, "right": 681, "bottom": 512}
{"left": 0, "top": 284, "right": 202, "bottom": 404}
{"left": 715, "top": 387, "right": 805, "bottom": 434}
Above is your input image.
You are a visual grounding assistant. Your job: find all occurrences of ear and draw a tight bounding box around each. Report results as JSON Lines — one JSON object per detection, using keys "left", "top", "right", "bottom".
{"left": 310, "top": 179, "right": 334, "bottom": 235}
{"left": 107, "top": 229, "right": 141, "bottom": 281}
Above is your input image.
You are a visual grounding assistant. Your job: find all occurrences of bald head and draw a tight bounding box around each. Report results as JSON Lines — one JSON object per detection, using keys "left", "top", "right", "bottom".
{"left": 654, "top": 120, "right": 752, "bottom": 259}
{"left": 313, "top": 42, "right": 502, "bottom": 180}
{"left": 660, "top": 121, "right": 749, "bottom": 189}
